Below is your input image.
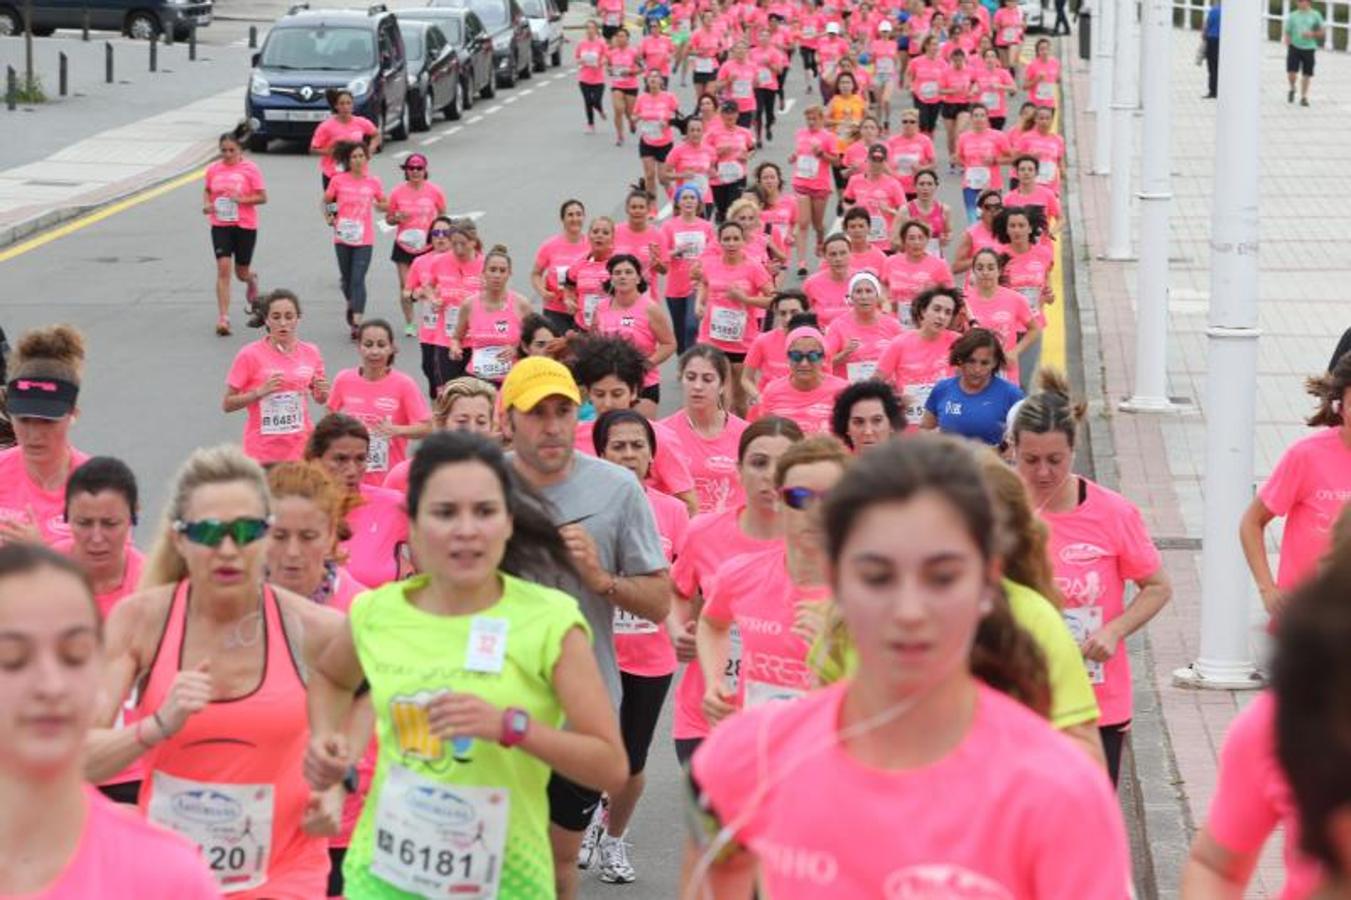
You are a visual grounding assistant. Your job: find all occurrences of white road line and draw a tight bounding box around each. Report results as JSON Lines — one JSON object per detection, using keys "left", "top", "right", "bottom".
{"left": 485, "top": 105, "right": 503, "bottom": 115}
{"left": 553, "top": 72, "right": 568, "bottom": 80}
{"left": 419, "top": 135, "right": 442, "bottom": 146}
{"left": 468, "top": 115, "right": 484, "bottom": 123}
{"left": 535, "top": 79, "right": 551, "bottom": 88}
{"left": 445, "top": 126, "right": 462, "bottom": 135}
{"left": 503, "top": 96, "right": 518, "bottom": 104}
{"left": 393, "top": 150, "right": 412, "bottom": 160}
{"left": 519, "top": 88, "right": 533, "bottom": 96}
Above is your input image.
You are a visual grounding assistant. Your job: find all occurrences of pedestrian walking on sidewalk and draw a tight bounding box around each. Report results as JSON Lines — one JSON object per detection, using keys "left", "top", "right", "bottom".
{"left": 1284, "top": 0, "right": 1325, "bottom": 106}
{"left": 1201, "top": 0, "right": 1220, "bottom": 98}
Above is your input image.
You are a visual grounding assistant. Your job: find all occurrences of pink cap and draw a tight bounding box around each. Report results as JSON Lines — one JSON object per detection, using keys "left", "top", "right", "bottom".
{"left": 785, "top": 325, "right": 826, "bottom": 349}
{"left": 402, "top": 153, "right": 429, "bottom": 169}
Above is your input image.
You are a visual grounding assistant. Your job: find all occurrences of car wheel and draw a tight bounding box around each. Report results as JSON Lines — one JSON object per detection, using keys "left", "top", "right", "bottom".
{"left": 390, "top": 99, "right": 410, "bottom": 140}
{"left": 412, "top": 89, "right": 433, "bottom": 131}
{"left": 462, "top": 76, "right": 475, "bottom": 109}
{"left": 481, "top": 66, "right": 496, "bottom": 98}
{"left": 499, "top": 54, "right": 517, "bottom": 88}
{"left": 0, "top": 7, "right": 19, "bottom": 37}
{"left": 32, "top": 25, "right": 55, "bottom": 36}
{"left": 246, "top": 134, "right": 269, "bottom": 153}
{"left": 550, "top": 44, "right": 562, "bottom": 67}
{"left": 520, "top": 46, "right": 533, "bottom": 79}
{"left": 126, "top": 10, "right": 159, "bottom": 39}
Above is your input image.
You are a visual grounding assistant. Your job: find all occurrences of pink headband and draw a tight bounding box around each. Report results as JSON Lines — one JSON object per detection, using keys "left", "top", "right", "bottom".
{"left": 785, "top": 326, "right": 826, "bottom": 349}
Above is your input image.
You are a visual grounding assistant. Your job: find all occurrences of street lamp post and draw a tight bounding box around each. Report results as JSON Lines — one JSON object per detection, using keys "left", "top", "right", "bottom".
{"left": 1174, "top": 0, "right": 1263, "bottom": 691}
{"left": 1104, "top": 0, "right": 1137, "bottom": 259}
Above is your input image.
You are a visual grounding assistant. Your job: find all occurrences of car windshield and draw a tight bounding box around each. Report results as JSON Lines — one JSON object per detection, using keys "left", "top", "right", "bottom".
{"left": 519, "top": 0, "right": 544, "bottom": 17}
{"left": 441, "top": 18, "right": 463, "bottom": 42}
{"left": 261, "top": 26, "right": 375, "bottom": 71}
{"left": 439, "top": 0, "right": 505, "bottom": 28}
{"left": 400, "top": 26, "right": 423, "bottom": 62}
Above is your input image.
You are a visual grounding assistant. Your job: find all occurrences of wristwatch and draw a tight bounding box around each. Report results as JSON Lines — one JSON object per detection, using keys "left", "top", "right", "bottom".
{"left": 500, "top": 708, "right": 530, "bottom": 748}
{"left": 342, "top": 764, "right": 359, "bottom": 794}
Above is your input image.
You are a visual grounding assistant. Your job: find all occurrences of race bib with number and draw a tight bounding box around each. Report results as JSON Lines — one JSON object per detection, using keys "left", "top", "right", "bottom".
{"left": 614, "top": 607, "right": 661, "bottom": 635}
{"left": 875, "top": 56, "right": 894, "bottom": 74}
{"left": 554, "top": 264, "right": 570, "bottom": 285}
{"left": 1000, "top": 26, "right": 1018, "bottom": 42}
{"left": 604, "top": 11, "right": 621, "bottom": 25}
{"left": 398, "top": 228, "right": 427, "bottom": 252}
{"left": 981, "top": 90, "right": 1000, "bottom": 108}
{"left": 756, "top": 67, "right": 774, "bottom": 85}
{"left": 744, "top": 679, "right": 807, "bottom": 709}
{"left": 443, "top": 303, "right": 461, "bottom": 337}
{"left": 897, "top": 154, "right": 920, "bottom": 175}
{"left": 846, "top": 360, "right": 879, "bottom": 382}
{"left": 723, "top": 625, "right": 743, "bottom": 694}
{"left": 926, "top": 237, "right": 942, "bottom": 258}
{"left": 1037, "top": 159, "right": 1057, "bottom": 183}
{"left": 583, "top": 293, "right": 604, "bottom": 326}
{"left": 366, "top": 433, "right": 390, "bottom": 473}
{"left": 581, "top": 51, "right": 600, "bottom": 66}
{"left": 919, "top": 82, "right": 938, "bottom": 100}
{"left": 259, "top": 391, "right": 303, "bottom": 436}
{"left": 689, "top": 173, "right": 710, "bottom": 194}
{"left": 1035, "top": 81, "right": 1056, "bottom": 101}
{"left": 709, "top": 305, "right": 748, "bottom": 342}
{"left": 716, "top": 160, "right": 745, "bottom": 182}
{"left": 905, "top": 382, "right": 933, "bottom": 422}
{"left": 694, "top": 56, "right": 716, "bottom": 73}
{"left": 1017, "top": 285, "right": 1041, "bottom": 314}
{"left": 638, "top": 119, "right": 664, "bottom": 140}
{"left": 421, "top": 302, "right": 440, "bottom": 330}
{"left": 336, "top": 218, "right": 364, "bottom": 244}
{"left": 731, "top": 78, "right": 753, "bottom": 98}
{"left": 147, "top": 773, "right": 273, "bottom": 894}
{"left": 673, "top": 230, "right": 707, "bottom": 259}
{"left": 794, "top": 155, "right": 820, "bottom": 180}
{"left": 964, "top": 166, "right": 991, "bottom": 190}
{"left": 868, "top": 214, "right": 887, "bottom": 243}
{"left": 472, "top": 345, "right": 512, "bottom": 380}
{"left": 1062, "top": 606, "right": 1106, "bottom": 685}
{"left": 802, "top": 25, "right": 817, "bottom": 37}
{"left": 214, "top": 196, "right": 240, "bottom": 223}
{"left": 370, "top": 766, "right": 509, "bottom": 899}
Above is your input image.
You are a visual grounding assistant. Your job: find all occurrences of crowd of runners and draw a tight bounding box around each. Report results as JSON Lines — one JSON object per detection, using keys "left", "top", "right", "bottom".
{"left": 4, "top": 0, "right": 1351, "bottom": 897}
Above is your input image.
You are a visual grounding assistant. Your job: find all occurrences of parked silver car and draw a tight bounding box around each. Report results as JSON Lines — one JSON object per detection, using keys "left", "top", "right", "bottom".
{"left": 519, "top": 0, "right": 563, "bottom": 71}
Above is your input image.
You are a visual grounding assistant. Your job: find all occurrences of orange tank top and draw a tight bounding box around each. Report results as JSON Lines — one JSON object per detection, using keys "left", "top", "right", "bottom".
{"left": 136, "top": 580, "right": 327, "bottom": 899}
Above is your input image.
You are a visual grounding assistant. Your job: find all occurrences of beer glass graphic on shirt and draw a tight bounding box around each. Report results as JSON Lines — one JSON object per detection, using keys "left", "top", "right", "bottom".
{"left": 389, "top": 691, "right": 474, "bottom": 764}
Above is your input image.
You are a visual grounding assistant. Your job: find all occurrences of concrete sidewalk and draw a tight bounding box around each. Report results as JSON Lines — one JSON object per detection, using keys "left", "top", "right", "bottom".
{"left": 1065, "top": 31, "right": 1351, "bottom": 899}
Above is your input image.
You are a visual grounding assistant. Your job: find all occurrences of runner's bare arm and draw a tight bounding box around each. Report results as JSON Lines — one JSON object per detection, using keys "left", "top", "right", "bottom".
{"left": 1180, "top": 829, "right": 1254, "bottom": 899}
{"left": 304, "top": 609, "right": 365, "bottom": 791}
{"left": 1061, "top": 720, "right": 1108, "bottom": 769}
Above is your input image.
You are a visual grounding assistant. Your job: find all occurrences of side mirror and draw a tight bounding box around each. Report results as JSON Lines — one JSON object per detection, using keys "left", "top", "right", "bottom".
{"left": 251, "top": 51, "right": 261, "bottom": 66}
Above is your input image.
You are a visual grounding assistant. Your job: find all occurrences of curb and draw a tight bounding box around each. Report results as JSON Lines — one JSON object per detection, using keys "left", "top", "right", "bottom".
{"left": 1058, "top": 37, "right": 1194, "bottom": 900}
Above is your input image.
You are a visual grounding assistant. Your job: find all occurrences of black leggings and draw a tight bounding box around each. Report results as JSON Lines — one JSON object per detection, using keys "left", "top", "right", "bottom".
{"left": 915, "top": 98, "right": 941, "bottom": 134}
{"left": 800, "top": 46, "right": 818, "bottom": 78}
{"left": 420, "top": 342, "right": 465, "bottom": 399}
{"left": 674, "top": 736, "right": 703, "bottom": 769}
{"left": 580, "top": 82, "right": 606, "bottom": 126}
{"left": 1100, "top": 721, "right": 1131, "bottom": 786}
{"left": 334, "top": 244, "right": 373, "bottom": 316}
{"left": 619, "top": 671, "right": 674, "bottom": 775}
{"left": 711, "top": 179, "right": 746, "bottom": 223}
{"left": 754, "top": 87, "right": 777, "bottom": 135}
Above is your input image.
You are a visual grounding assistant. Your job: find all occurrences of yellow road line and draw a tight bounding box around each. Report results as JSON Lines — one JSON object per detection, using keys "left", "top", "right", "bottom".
{"left": 1042, "top": 81, "right": 1066, "bottom": 373}
{"left": 0, "top": 166, "right": 206, "bottom": 265}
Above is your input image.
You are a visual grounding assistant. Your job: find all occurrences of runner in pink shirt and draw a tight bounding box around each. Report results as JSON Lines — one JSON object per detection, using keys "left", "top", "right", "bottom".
{"left": 661, "top": 346, "right": 754, "bottom": 514}
{"left": 202, "top": 125, "right": 267, "bottom": 337}
{"left": 1012, "top": 374, "right": 1172, "bottom": 785}
{"left": 716, "top": 40, "right": 759, "bottom": 124}
{"left": 884, "top": 221, "right": 956, "bottom": 327}
{"left": 308, "top": 88, "right": 379, "bottom": 184}
{"left": 694, "top": 221, "right": 775, "bottom": 414}
{"left": 904, "top": 37, "right": 947, "bottom": 135}
{"left": 1183, "top": 690, "right": 1325, "bottom": 898}
{"left": 613, "top": 190, "right": 667, "bottom": 290}
{"left": 870, "top": 21, "right": 901, "bottom": 126}
{"left": 607, "top": 28, "right": 642, "bottom": 144}
{"left": 952, "top": 189, "right": 1008, "bottom": 277}
{"left": 0, "top": 544, "right": 218, "bottom": 899}
{"left": 965, "top": 247, "right": 1037, "bottom": 386}
{"left": 878, "top": 287, "right": 961, "bottom": 425}
{"left": 592, "top": 254, "right": 679, "bottom": 413}
{"left": 224, "top": 291, "right": 329, "bottom": 465}
{"left": 727, "top": 197, "right": 787, "bottom": 278}
{"left": 838, "top": 116, "right": 883, "bottom": 184}
{"left": 699, "top": 436, "right": 847, "bottom": 717}
{"left": 1011, "top": 105, "right": 1067, "bottom": 194}
{"left": 597, "top": 0, "right": 625, "bottom": 34}
{"left": 1005, "top": 155, "right": 1063, "bottom": 233}
{"left": 668, "top": 415, "right": 802, "bottom": 763}
{"left": 0, "top": 326, "right": 90, "bottom": 548}
{"left": 825, "top": 273, "right": 904, "bottom": 381}
{"left": 531, "top": 198, "right": 591, "bottom": 335}
{"left": 755, "top": 326, "right": 850, "bottom": 433}
{"left": 789, "top": 106, "right": 840, "bottom": 275}
{"left": 802, "top": 233, "right": 853, "bottom": 327}
{"left": 451, "top": 246, "right": 532, "bottom": 384}
{"left": 900, "top": 168, "right": 953, "bottom": 257}
{"left": 842, "top": 144, "right": 907, "bottom": 251}
{"left": 972, "top": 46, "right": 1016, "bottom": 128}
{"left": 743, "top": 290, "right": 810, "bottom": 406}
{"left": 685, "top": 436, "right": 1133, "bottom": 899}
{"left": 383, "top": 154, "right": 447, "bottom": 337}
{"left": 664, "top": 118, "right": 717, "bottom": 212}
{"left": 633, "top": 72, "right": 681, "bottom": 200}
{"left": 688, "top": 12, "right": 725, "bottom": 96}
{"left": 307, "top": 414, "right": 410, "bottom": 588}
{"left": 565, "top": 216, "right": 619, "bottom": 330}
{"left": 660, "top": 186, "right": 716, "bottom": 351}
{"left": 407, "top": 217, "right": 482, "bottom": 397}
{"left": 956, "top": 104, "right": 1012, "bottom": 222}
{"left": 1241, "top": 360, "right": 1351, "bottom": 620}
{"left": 753, "top": 161, "right": 799, "bottom": 260}
{"left": 322, "top": 143, "right": 386, "bottom": 336}
{"left": 886, "top": 112, "right": 938, "bottom": 197}
{"left": 992, "top": 0, "right": 1025, "bottom": 66}
{"left": 591, "top": 408, "right": 689, "bottom": 882}
{"left": 996, "top": 209, "right": 1055, "bottom": 387}
{"left": 749, "top": 27, "right": 788, "bottom": 143}
{"left": 575, "top": 21, "right": 609, "bottom": 133}
{"left": 638, "top": 28, "right": 675, "bottom": 80}
{"left": 705, "top": 101, "right": 758, "bottom": 222}
{"left": 1023, "top": 38, "right": 1061, "bottom": 108}
{"left": 326, "top": 321, "right": 432, "bottom": 485}
{"left": 937, "top": 49, "right": 975, "bottom": 160}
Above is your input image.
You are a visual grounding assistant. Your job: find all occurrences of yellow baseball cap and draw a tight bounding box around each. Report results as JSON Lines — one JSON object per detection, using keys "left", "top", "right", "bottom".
{"left": 499, "top": 356, "right": 581, "bottom": 412}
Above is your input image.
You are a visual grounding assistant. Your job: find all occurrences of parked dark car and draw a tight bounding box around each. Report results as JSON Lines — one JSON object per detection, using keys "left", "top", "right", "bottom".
{"left": 399, "top": 7, "right": 495, "bottom": 103}
{"left": 0, "top": 0, "right": 211, "bottom": 39}
{"left": 400, "top": 20, "right": 461, "bottom": 129}
{"left": 428, "top": 0, "right": 531, "bottom": 88}
{"left": 245, "top": 4, "right": 409, "bottom": 151}
{"left": 518, "top": 0, "right": 562, "bottom": 71}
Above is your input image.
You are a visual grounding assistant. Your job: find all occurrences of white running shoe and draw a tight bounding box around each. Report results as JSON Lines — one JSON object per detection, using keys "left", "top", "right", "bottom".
{"left": 577, "top": 805, "right": 607, "bottom": 870}
{"left": 598, "top": 833, "right": 636, "bottom": 884}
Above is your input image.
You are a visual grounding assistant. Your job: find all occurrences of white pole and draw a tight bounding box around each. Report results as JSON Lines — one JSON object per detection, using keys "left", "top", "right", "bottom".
{"left": 1174, "top": 0, "right": 1262, "bottom": 690}
{"left": 1120, "top": 0, "right": 1175, "bottom": 410}
{"left": 1104, "top": 0, "right": 1137, "bottom": 258}
{"left": 1087, "top": 0, "right": 1101, "bottom": 113}
{"left": 1092, "top": 0, "right": 1116, "bottom": 173}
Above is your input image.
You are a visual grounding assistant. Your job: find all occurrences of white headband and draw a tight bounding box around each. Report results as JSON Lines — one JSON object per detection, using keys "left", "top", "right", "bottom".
{"left": 848, "top": 272, "right": 882, "bottom": 295}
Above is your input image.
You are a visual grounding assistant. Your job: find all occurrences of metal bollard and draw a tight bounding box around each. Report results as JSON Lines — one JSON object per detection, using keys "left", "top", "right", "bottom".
{"left": 248, "top": 25, "right": 257, "bottom": 48}
{"left": 165, "top": 21, "right": 173, "bottom": 44}
{"left": 6, "top": 66, "right": 15, "bottom": 111}
{"left": 149, "top": 33, "right": 157, "bottom": 71}
{"left": 59, "top": 51, "right": 67, "bottom": 96}
{"left": 105, "top": 41, "right": 113, "bottom": 83}
{"left": 189, "top": 24, "right": 197, "bottom": 60}
{"left": 82, "top": 7, "right": 90, "bottom": 40}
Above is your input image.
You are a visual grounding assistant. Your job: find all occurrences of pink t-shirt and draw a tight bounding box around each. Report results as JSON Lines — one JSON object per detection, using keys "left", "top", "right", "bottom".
{"left": 802, "top": 270, "right": 851, "bottom": 328}
{"left": 702, "top": 544, "right": 826, "bottom": 708}
{"left": 461, "top": 294, "right": 524, "bottom": 380}
{"left": 341, "top": 483, "right": 409, "bottom": 589}
{"left": 759, "top": 194, "right": 799, "bottom": 251}
{"left": 613, "top": 221, "right": 665, "bottom": 286}
{"left": 575, "top": 419, "right": 696, "bottom": 499}
{"left": 972, "top": 66, "right": 1016, "bottom": 118}
{"left": 755, "top": 374, "right": 850, "bottom": 435}
{"left": 957, "top": 128, "right": 1011, "bottom": 192}
{"left": 1003, "top": 185, "right": 1063, "bottom": 223}
{"left": 607, "top": 45, "right": 641, "bottom": 90}
{"left": 309, "top": 115, "right": 378, "bottom": 177}
{"left": 882, "top": 253, "right": 955, "bottom": 326}
{"left": 226, "top": 338, "right": 326, "bottom": 464}
{"left": 696, "top": 256, "right": 773, "bottom": 354}
{"left": 1258, "top": 427, "right": 1351, "bottom": 591}
{"left": 717, "top": 59, "right": 758, "bottom": 112}
{"left": 1042, "top": 478, "right": 1162, "bottom": 726}
{"left": 666, "top": 141, "right": 717, "bottom": 203}
{"left": 381, "top": 460, "right": 411, "bottom": 495}
{"left": 843, "top": 174, "right": 907, "bottom": 251}
{"left": 939, "top": 64, "right": 975, "bottom": 101}
{"left": 575, "top": 38, "right": 607, "bottom": 85}
{"left": 705, "top": 120, "right": 756, "bottom": 186}
{"left": 204, "top": 159, "right": 266, "bottom": 230}
{"left": 1002, "top": 242, "right": 1054, "bottom": 328}
{"left": 534, "top": 233, "right": 590, "bottom": 314}
{"left": 965, "top": 286, "right": 1034, "bottom": 385}
{"left": 407, "top": 251, "right": 484, "bottom": 348}
{"left": 596, "top": 0, "right": 624, "bottom": 27}
{"left": 877, "top": 329, "right": 959, "bottom": 425}
{"left": 11, "top": 787, "right": 220, "bottom": 899}
{"left": 593, "top": 294, "right": 663, "bottom": 388}
{"left": 615, "top": 486, "right": 690, "bottom": 677}
{"left": 1011, "top": 130, "right": 1066, "bottom": 193}
{"left": 386, "top": 182, "right": 446, "bottom": 255}
{"left": 324, "top": 172, "right": 385, "bottom": 247}
{"left": 661, "top": 217, "right": 717, "bottom": 298}
{"left": 745, "top": 328, "right": 791, "bottom": 388}
{"left": 1206, "top": 691, "right": 1325, "bottom": 899}
{"left": 906, "top": 55, "right": 947, "bottom": 104}
{"left": 640, "top": 34, "right": 676, "bottom": 74}
{"left": 1024, "top": 56, "right": 1062, "bottom": 106}
{"left": 692, "top": 683, "right": 1132, "bottom": 900}
{"left": 825, "top": 313, "right": 904, "bottom": 381}
{"left": 634, "top": 91, "right": 681, "bottom": 146}
{"left": 749, "top": 45, "right": 786, "bottom": 91}
{"left": 671, "top": 509, "right": 783, "bottom": 738}
{"left": 659, "top": 412, "right": 749, "bottom": 514}
{"left": 49, "top": 541, "right": 145, "bottom": 619}
{"left": 847, "top": 246, "right": 888, "bottom": 280}
{"left": 326, "top": 368, "right": 431, "bottom": 483}
{"left": 791, "top": 127, "right": 836, "bottom": 194}
{"left": 0, "top": 446, "right": 89, "bottom": 547}
{"left": 887, "top": 132, "right": 937, "bottom": 193}
{"left": 993, "top": 5, "right": 1025, "bottom": 44}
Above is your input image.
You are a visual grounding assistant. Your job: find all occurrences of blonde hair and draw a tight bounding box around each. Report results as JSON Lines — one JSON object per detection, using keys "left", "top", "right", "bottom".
{"left": 726, "top": 196, "right": 763, "bottom": 225}
{"left": 434, "top": 377, "right": 499, "bottom": 428}
{"left": 774, "top": 435, "right": 851, "bottom": 489}
{"left": 140, "top": 445, "right": 270, "bottom": 589}
{"left": 976, "top": 448, "right": 1063, "bottom": 607}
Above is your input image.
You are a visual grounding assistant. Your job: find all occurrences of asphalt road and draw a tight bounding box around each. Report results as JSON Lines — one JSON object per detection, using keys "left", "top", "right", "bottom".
{"left": 1, "top": 47, "right": 985, "bottom": 899}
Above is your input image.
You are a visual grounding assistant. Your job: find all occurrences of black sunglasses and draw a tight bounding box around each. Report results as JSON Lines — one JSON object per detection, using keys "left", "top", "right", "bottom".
{"left": 787, "top": 349, "right": 825, "bottom": 364}
{"left": 429, "top": 228, "right": 453, "bottom": 237}
{"left": 174, "top": 517, "right": 271, "bottom": 548}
